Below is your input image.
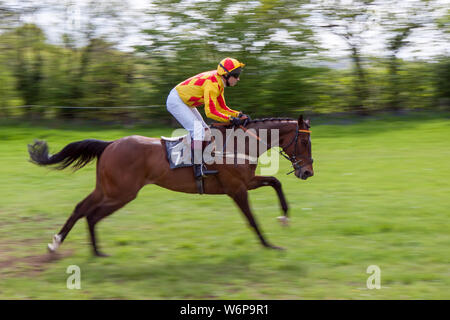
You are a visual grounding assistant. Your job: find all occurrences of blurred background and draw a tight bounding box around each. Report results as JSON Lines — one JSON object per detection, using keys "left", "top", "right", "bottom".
{"left": 0, "top": 0, "right": 449, "bottom": 300}
{"left": 0, "top": 0, "right": 448, "bottom": 123}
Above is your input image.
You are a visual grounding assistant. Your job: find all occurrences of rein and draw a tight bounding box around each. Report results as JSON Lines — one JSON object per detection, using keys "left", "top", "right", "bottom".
{"left": 213, "top": 122, "right": 312, "bottom": 175}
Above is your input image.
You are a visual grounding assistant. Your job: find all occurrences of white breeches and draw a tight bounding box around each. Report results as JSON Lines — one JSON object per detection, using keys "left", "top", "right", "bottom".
{"left": 166, "top": 88, "right": 209, "bottom": 141}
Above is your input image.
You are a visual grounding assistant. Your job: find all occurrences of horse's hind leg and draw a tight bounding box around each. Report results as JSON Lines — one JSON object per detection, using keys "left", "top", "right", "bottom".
{"left": 48, "top": 191, "right": 102, "bottom": 253}
{"left": 86, "top": 196, "right": 135, "bottom": 257}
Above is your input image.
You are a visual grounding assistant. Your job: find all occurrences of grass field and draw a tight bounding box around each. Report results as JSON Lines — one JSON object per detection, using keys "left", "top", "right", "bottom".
{"left": 0, "top": 112, "right": 449, "bottom": 299}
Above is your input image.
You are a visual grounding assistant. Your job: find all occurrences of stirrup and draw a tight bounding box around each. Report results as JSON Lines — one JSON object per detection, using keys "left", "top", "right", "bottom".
{"left": 194, "top": 164, "right": 218, "bottom": 178}
{"left": 202, "top": 165, "right": 219, "bottom": 176}
{"left": 196, "top": 176, "right": 204, "bottom": 194}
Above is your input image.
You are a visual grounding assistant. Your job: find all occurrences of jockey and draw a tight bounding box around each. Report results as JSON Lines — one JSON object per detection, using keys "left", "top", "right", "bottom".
{"left": 166, "top": 57, "right": 249, "bottom": 180}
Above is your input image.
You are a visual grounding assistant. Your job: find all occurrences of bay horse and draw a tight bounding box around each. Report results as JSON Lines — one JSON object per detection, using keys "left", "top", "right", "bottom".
{"left": 28, "top": 115, "right": 314, "bottom": 256}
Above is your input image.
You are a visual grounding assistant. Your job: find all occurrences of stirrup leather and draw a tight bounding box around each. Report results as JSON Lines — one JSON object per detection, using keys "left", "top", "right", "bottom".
{"left": 193, "top": 164, "right": 218, "bottom": 194}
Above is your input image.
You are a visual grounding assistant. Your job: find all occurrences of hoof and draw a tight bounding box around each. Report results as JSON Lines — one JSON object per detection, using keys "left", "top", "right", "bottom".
{"left": 264, "top": 243, "right": 285, "bottom": 250}
{"left": 47, "top": 234, "right": 61, "bottom": 253}
{"left": 47, "top": 243, "right": 56, "bottom": 253}
{"left": 94, "top": 251, "right": 110, "bottom": 258}
{"left": 277, "top": 216, "right": 290, "bottom": 227}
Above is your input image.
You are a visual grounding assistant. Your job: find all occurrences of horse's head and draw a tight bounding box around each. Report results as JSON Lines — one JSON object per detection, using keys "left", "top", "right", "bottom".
{"left": 280, "top": 115, "right": 314, "bottom": 180}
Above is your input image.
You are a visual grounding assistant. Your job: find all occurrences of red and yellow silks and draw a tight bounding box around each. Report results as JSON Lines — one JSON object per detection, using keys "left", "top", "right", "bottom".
{"left": 175, "top": 70, "right": 240, "bottom": 122}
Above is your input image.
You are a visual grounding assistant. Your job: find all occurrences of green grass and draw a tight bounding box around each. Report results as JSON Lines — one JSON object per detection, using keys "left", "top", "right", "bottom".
{"left": 0, "top": 113, "right": 449, "bottom": 299}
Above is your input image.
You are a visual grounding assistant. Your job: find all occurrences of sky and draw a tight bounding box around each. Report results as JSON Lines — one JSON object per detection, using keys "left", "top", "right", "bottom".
{"left": 4, "top": 0, "right": 450, "bottom": 61}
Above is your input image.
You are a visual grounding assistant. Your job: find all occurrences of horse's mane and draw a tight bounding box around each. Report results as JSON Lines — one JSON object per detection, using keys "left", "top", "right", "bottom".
{"left": 248, "top": 117, "right": 310, "bottom": 129}
{"left": 248, "top": 117, "right": 295, "bottom": 124}
{"left": 212, "top": 117, "right": 297, "bottom": 130}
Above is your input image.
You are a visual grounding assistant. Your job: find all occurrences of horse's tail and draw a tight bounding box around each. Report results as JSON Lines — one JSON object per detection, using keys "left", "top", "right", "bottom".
{"left": 28, "top": 139, "right": 113, "bottom": 171}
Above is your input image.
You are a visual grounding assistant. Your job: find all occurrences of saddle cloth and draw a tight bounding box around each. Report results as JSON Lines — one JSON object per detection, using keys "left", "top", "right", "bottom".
{"left": 161, "top": 135, "right": 193, "bottom": 169}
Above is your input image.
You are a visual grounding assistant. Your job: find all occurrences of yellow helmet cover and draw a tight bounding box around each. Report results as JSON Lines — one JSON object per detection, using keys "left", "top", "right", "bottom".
{"left": 217, "top": 58, "right": 245, "bottom": 76}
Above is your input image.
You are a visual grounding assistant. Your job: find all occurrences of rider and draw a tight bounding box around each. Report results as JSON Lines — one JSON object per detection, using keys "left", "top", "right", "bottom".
{"left": 166, "top": 57, "right": 249, "bottom": 180}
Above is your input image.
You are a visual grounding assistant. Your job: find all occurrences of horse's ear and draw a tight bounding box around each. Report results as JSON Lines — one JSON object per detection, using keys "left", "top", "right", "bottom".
{"left": 298, "top": 115, "right": 303, "bottom": 125}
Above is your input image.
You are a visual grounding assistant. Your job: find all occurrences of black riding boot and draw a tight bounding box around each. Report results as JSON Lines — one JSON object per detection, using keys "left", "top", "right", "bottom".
{"left": 192, "top": 141, "right": 218, "bottom": 179}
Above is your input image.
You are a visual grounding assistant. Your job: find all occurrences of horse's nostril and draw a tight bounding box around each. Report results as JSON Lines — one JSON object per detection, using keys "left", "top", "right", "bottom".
{"left": 301, "top": 170, "right": 313, "bottom": 179}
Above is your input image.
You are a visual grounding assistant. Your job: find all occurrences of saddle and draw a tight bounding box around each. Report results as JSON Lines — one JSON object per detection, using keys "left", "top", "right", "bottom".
{"left": 162, "top": 135, "right": 218, "bottom": 194}
{"left": 161, "top": 135, "right": 192, "bottom": 169}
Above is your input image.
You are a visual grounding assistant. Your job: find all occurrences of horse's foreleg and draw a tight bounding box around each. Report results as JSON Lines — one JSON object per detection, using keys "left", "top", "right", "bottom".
{"left": 230, "top": 188, "right": 284, "bottom": 250}
{"left": 248, "top": 176, "right": 289, "bottom": 226}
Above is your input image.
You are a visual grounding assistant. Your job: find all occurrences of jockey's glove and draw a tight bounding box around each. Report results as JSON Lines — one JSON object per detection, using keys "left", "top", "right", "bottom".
{"left": 238, "top": 112, "right": 250, "bottom": 119}
{"left": 230, "top": 116, "right": 244, "bottom": 127}
{"left": 239, "top": 113, "right": 251, "bottom": 124}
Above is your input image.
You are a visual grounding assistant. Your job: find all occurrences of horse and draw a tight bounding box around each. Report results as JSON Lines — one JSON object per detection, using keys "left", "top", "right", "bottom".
{"left": 27, "top": 115, "right": 314, "bottom": 257}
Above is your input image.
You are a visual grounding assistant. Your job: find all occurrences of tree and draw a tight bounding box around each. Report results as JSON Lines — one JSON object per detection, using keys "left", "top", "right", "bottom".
{"left": 138, "top": 0, "right": 317, "bottom": 118}
{"left": 378, "top": 0, "right": 443, "bottom": 111}
{"left": 435, "top": 56, "right": 450, "bottom": 108}
{"left": 312, "top": 0, "right": 376, "bottom": 114}
{"left": 11, "top": 24, "right": 45, "bottom": 118}
{"left": 46, "top": 0, "right": 133, "bottom": 119}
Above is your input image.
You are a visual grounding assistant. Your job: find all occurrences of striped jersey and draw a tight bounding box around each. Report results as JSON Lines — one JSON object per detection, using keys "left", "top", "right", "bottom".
{"left": 175, "top": 70, "right": 239, "bottom": 122}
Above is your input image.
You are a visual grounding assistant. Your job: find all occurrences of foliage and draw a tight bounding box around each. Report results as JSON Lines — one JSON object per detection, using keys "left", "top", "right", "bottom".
{"left": 434, "top": 56, "right": 450, "bottom": 107}
{"left": 0, "top": 0, "right": 448, "bottom": 121}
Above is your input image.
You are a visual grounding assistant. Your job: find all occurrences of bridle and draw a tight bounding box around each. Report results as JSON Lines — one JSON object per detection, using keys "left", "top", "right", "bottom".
{"left": 279, "top": 124, "right": 313, "bottom": 175}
